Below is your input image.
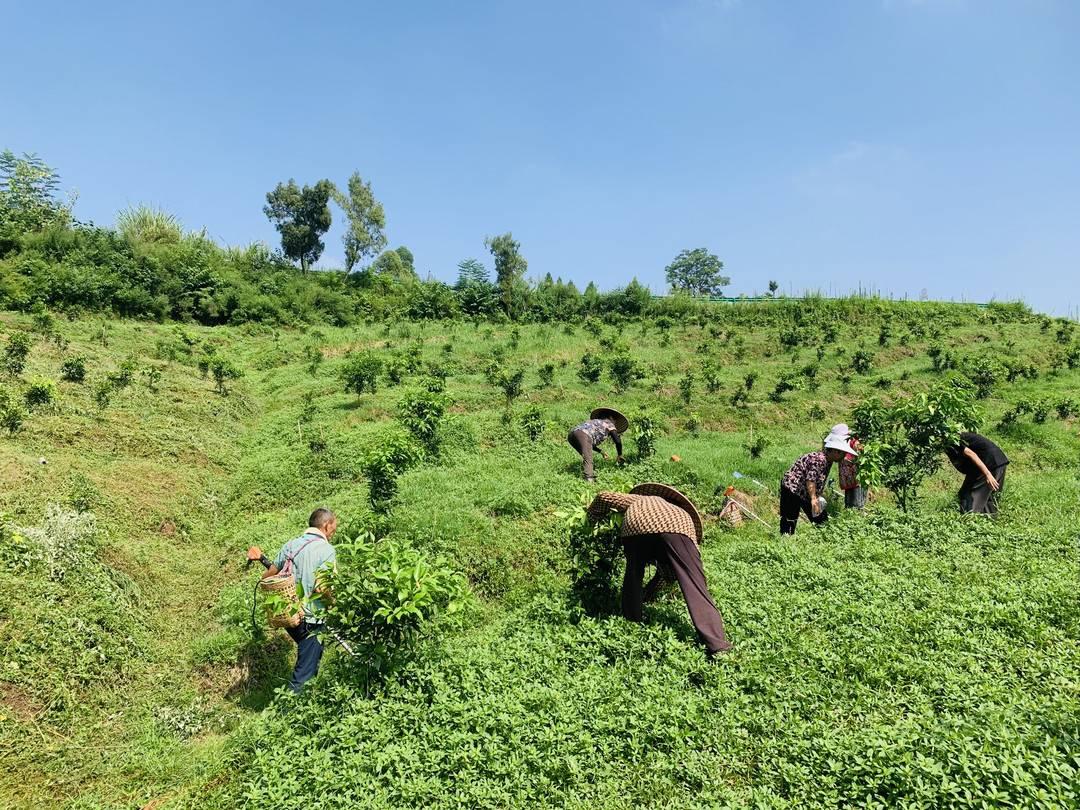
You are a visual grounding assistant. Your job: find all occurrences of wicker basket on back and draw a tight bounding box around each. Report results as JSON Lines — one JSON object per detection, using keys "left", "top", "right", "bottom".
{"left": 258, "top": 534, "right": 327, "bottom": 629}
{"left": 260, "top": 573, "right": 305, "bottom": 628}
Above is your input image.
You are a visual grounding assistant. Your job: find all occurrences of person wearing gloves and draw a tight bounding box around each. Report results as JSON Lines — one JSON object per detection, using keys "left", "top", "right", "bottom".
{"left": 944, "top": 431, "right": 1009, "bottom": 515}
{"left": 568, "top": 407, "right": 628, "bottom": 481}
{"left": 779, "top": 429, "right": 858, "bottom": 534}
{"left": 587, "top": 482, "right": 732, "bottom": 656}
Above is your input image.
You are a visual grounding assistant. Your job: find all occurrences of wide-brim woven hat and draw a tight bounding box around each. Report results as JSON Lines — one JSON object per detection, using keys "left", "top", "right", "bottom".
{"left": 629, "top": 482, "right": 703, "bottom": 543}
{"left": 591, "top": 407, "right": 629, "bottom": 434}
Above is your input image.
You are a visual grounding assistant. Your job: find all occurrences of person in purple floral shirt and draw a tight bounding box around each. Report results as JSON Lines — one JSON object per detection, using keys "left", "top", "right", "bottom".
{"left": 779, "top": 431, "right": 857, "bottom": 534}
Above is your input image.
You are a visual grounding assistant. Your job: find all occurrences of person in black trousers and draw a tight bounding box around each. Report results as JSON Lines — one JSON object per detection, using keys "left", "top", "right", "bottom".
{"left": 587, "top": 483, "right": 732, "bottom": 655}
{"left": 945, "top": 432, "right": 1009, "bottom": 515}
{"left": 778, "top": 431, "right": 856, "bottom": 534}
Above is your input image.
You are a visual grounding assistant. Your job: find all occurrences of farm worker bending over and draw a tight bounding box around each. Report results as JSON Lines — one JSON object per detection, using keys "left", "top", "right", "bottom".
{"left": 587, "top": 483, "right": 732, "bottom": 656}
{"left": 944, "top": 432, "right": 1009, "bottom": 516}
{"left": 779, "top": 431, "right": 857, "bottom": 534}
{"left": 831, "top": 423, "right": 866, "bottom": 509}
{"left": 568, "top": 407, "right": 627, "bottom": 482}
{"left": 247, "top": 507, "right": 339, "bottom": 693}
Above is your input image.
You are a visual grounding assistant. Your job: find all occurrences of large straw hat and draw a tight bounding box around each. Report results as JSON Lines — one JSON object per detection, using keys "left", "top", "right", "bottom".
{"left": 629, "top": 482, "right": 703, "bottom": 543}
{"left": 591, "top": 407, "right": 629, "bottom": 434}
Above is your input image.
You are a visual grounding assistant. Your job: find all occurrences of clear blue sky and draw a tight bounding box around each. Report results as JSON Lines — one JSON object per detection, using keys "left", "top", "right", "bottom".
{"left": 4, "top": 0, "right": 1079, "bottom": 315}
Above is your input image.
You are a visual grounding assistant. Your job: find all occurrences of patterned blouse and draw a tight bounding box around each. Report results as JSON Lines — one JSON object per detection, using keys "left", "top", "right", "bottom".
{"left": 574, "top": 418, "right": 619, "bottom": 447}
{"left": 782, "top": 451, "right": 830, "bottom": 500}
{"left": 587, "top": 492, "right": 697, "bottom": 543}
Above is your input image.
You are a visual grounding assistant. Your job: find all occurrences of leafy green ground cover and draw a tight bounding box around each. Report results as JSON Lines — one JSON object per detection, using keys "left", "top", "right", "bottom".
{"left": 1, "top": 302, "right": 1078, "bottom": 808}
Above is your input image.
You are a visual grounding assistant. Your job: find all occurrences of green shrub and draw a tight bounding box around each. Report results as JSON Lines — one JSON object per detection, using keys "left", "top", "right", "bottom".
{"left": 852, "top": 378, "right": 978, "bottom": 510}
{"left": 768, "top": 373, "right": 797, "bottom": 403}
{"left": 362, "top": 429, "right": 424, "bottom": 508}
{"left": 678, "top": 371, "right": 694, "bottom": 405}
{"left": 108, "top": 356, "right": 137, "bottom": 389}
{"left": 578, "top": 353, "right": 603, "bottom": 384}
{"left": 340, "top": 352, "right": 382, "bottom": 398}
{"left": 0, "top": 389, "right": 26, "bottom": 434}
{"left": 67, "top": 472, "right": 101, "bottom": 513}
{"left": 520, "top": 405, "right": 544, "bottom": 442}
{"left": 537, "top": 362, "right": 555, "bottom": 389}
{"left": 397, "top": 389, "right": 450, "bottom": 456}
{"left": 608, "top": 354, "right": 644, "bottom": 393}
{"left": 559, "top": 493, "right": 623, "bottom": 616}
{"left": 60, "top": 355, "right": 87, "bottom": 383}
{"left": 322, "top": 533, "right": 471, "bottom": 682}
{"left": 634, "top": 413, "right": 658, "bottom": 460}
{"left": 494, "top": 367, "right": 525, "bottom": 407}
{"left": 24, "top": 378, "right": 57, "bottom": 410}
{"left": 851, "top": 347, "right": 874, "bottom": 375}
{"left": 4, "top": 330, "right": 31, "bottom": 376}
{"left": 961, "top": 354, "right": 1005, "bottom": 398}
{"left": 210, "top": 357, "right": 243, "bottom": 395}
{"left": 746, "top": 433, "right": 769, "bottom": 459}
{"left": 701, "top": 362, "right": 722, "bottom": 394}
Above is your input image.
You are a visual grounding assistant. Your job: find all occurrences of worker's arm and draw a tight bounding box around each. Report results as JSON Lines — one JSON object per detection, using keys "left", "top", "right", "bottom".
{"left": 963, "top": 447, "right": 1001, "bottom": 491}
{"left": 586, "top": 492, "right": 636, "bottom": 523}
{"left": 247, "top": 546, "right": 281, "bottom": 578}
{"left": 806, "top": 481, "right": 821, "bottom": 516}
{"left": 612, "top": 432, "right": 624, "bottom": 462}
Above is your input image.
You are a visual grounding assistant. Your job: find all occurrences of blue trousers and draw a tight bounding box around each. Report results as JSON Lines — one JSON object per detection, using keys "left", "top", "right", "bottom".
{"left": 285, "top": 620, "right": 325, "bottom": 692}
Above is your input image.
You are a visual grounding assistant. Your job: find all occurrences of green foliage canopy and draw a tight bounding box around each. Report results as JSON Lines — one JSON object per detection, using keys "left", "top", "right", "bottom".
{"left": 263, "top": 179, "right": 335, "bottom": 272}
{"left": 664, "top": 247, "right": 729, "bottom": 297}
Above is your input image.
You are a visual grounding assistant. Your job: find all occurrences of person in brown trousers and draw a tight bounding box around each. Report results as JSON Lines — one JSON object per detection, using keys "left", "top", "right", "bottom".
{"left": 587, "top": 482, "right": 732, "bottom": 656}
{"left": 568, "top": 407, "right": 628, "bottom": 481}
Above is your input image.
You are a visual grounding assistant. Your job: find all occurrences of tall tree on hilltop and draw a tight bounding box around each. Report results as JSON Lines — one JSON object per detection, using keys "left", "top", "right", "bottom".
{"left": 0, "top": 150, "right": 74, "bottom": 233}
{"left": 455, "top": 258, "right": 497, "bottom": 317}
{"left": 664, "top": 247, "right": 730, "bottom": 297}
{"left": 263, "top": 179, "right": 335, "bottom": 272}
{"left": 332, "top": 172, "right": 387, "bottom": 272}
{"left": 484, "top": 233, "right": 527, "bottom": 319}
{"left": 395, "top": 246, "right": 414, "bottom": 274}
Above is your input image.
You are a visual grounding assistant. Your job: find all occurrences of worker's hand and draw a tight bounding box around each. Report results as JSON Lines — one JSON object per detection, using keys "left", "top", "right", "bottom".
{"left": 811, "top": 500, "right": 822, "bottom": 518}
{"left": 598, "top": 449, "right": 608, "bottom": 460}
{"left": 616, "top": 455, "right": 625, "bottom": 465}
{"left": 246, "top": 546, "right": 263, "bottom": 561}
{"left": 984, "top": 473, "right": 1000, "bottom": 492}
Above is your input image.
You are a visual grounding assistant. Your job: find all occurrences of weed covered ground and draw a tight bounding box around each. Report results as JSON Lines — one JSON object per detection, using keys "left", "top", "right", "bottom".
{"left": 1, "top": 302, "right": 1078, "bottom": 808}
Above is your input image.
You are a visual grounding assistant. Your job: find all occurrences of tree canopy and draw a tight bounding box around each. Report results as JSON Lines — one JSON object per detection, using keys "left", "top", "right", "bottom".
{"left": 664, "top": 248, "right": 729, "bottom": 297}
{"left": 485, "top": 233, "right": 528, "bottom": 318}
{"left": 263, "top": 179, "right": 335, "bottom": 272}
{"left": 333, "top": 172, "right": 387, "bottom": 273}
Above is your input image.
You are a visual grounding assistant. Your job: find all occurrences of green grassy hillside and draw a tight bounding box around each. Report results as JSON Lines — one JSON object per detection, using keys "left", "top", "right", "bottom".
{"left": 1, "top": 302, "right": 1077, "bottom": 808}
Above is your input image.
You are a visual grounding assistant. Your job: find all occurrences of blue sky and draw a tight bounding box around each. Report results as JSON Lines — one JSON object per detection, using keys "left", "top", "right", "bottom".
{"left": 4, "top": 0, "right": 1079, "bottom": 315}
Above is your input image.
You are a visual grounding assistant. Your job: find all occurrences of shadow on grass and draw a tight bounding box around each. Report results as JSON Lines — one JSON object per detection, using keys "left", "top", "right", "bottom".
{"left": 225, "top": 635, "right": 295, "bottom": 710}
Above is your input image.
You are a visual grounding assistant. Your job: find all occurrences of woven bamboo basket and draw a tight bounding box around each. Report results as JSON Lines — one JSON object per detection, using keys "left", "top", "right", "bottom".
{"left": 259, "top": 573, "right": 304, "bottom": 628}
{"left": 719, "top": 498, "right": 743, "bottom": 527}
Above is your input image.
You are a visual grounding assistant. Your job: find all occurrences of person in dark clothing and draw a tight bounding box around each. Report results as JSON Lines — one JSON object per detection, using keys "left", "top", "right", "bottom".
{"left": 944, "top": 432, "right": 1009, "bottom": 515}
{"left": 587, "top": 483, "right": 732, "bottom": 655}
{"left": 779, "top": 431, "right": 857, "bottom": 534}
{"left": 568, "top": 407, "right": 628, "bottom": 481}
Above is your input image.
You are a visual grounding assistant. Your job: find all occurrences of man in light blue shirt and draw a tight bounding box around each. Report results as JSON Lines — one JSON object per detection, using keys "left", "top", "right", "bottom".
{"left": 248, "top": 507, "right": 338, "bottom": 692}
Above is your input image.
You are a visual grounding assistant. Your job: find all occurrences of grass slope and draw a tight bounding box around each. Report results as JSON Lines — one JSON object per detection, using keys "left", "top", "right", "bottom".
{"left": 0, "top": 306, "right": 1077, "bottom": 808}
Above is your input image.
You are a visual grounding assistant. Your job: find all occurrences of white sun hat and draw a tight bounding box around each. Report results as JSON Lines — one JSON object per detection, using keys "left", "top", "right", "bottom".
{"left": 823, "top": 425, "right": 858, "bottom": 455}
